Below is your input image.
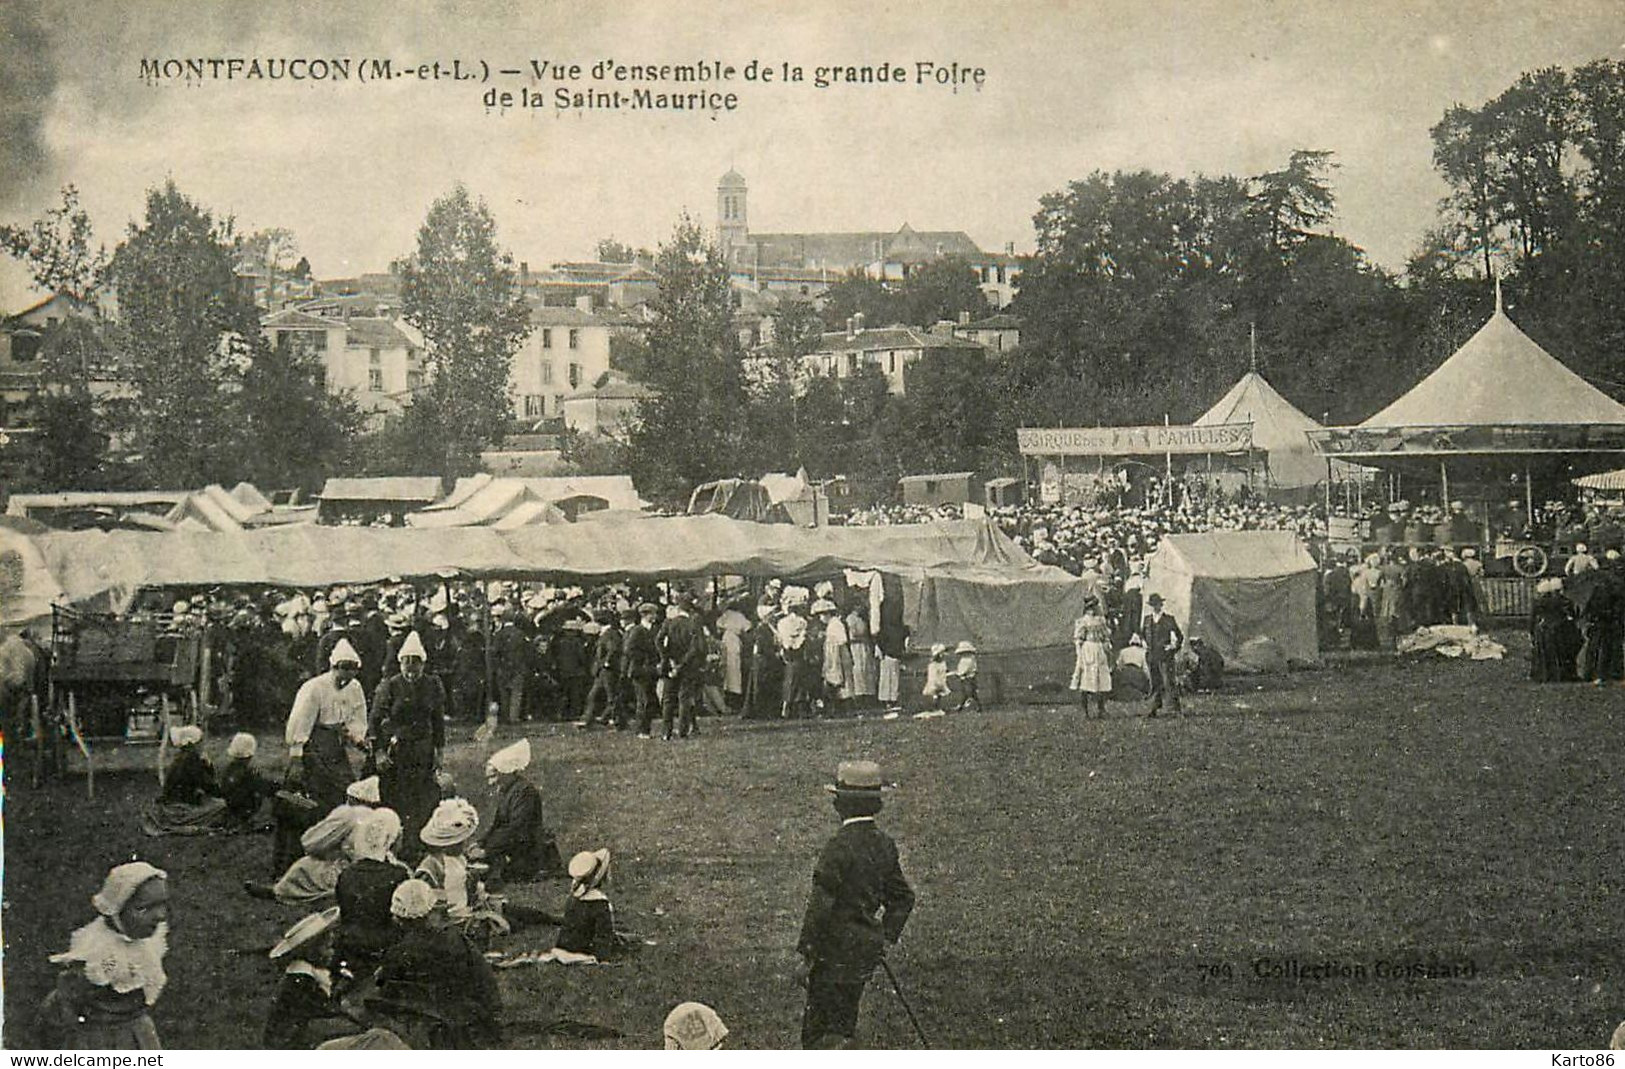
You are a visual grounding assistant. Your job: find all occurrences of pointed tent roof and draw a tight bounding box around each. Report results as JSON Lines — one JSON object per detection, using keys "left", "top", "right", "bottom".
{"left": 1194, "top": 371, "right": 1327, "bottom": 488}
{"left": 1361, "top": 308, "right": 1625, "bottom": 428}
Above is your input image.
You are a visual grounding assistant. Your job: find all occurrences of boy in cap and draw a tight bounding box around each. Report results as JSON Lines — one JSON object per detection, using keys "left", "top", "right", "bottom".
{"left": 795, "top": 760, "right": 915, "bottom": 1049}
{"left": 371, "top": 631, "right": 446, "bottom": 861}
{"left": 1137, "top": 593, "right": 1183, "bottom": 716}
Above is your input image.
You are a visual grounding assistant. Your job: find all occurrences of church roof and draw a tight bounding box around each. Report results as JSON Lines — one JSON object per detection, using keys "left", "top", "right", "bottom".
{"left": 718, "top": 168, "right": 747, "bottom": 188}
{"left": 1361, "top": 306, "right": 1625, "bottom": 428}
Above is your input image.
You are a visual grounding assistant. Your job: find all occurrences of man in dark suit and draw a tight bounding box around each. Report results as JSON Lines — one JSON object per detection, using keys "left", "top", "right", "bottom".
{"left": 624, "top": 602, "right": 661, "bottom": 737}
{"left": 1138, "top": 593, "right": 1184, "bottom": 716}
{"left": 796, "top": 760, "right": 915, "bottom": 1049}
{"left": 656, "top": 594, "right": 705, "bottom": 740}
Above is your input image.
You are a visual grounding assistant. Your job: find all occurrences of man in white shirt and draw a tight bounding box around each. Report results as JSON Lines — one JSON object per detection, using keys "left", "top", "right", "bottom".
{"left": 286, "top": 638, "right": 370, "bottom": 809}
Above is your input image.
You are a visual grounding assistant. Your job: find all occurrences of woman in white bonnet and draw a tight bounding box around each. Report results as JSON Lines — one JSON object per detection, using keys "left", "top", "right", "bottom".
{"left": 663, "top": 1001, "right": 729, "bottom": 1049}
{"left": 139, "top": 725, "right": 229, "bottom": 836}
{"left": 39, "top": 862, "right": 171, "bottom": 1049}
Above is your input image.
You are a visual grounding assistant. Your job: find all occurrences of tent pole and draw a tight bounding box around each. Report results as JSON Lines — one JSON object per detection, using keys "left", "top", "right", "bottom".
{"left": 1164, "top": 414, "right": 1173, "bottom": 506}
{"left": 1059, "top": 451, "right": 1067, "bottom": 507}
{"left": 1440, "top": 460, "right": 1450, "bottom": 510}
{"left": 1525, "top": 462, "right": 1534, "bottom": 531}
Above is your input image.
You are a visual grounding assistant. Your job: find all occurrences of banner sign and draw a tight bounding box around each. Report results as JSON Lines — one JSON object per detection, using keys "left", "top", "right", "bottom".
{"left": 1017, "top": 423, "right": 1253, "bottom": 457}
{"left": 1308, "top": 424, "right": 1625, "bottom": 457}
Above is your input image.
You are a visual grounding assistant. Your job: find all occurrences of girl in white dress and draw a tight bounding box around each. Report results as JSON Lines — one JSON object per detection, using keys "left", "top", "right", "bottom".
{"left": 1070, "top": 596, "right": 1113, "bottom": 716}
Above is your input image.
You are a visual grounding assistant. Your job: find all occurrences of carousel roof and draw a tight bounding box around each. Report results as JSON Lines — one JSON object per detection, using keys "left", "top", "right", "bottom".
{"left": 1361, "top": 302, "right": 1625, "bottom": 428}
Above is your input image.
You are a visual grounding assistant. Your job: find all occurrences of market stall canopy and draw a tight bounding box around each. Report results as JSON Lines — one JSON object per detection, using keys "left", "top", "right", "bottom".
{"left": 1574, "top": 469, "right": 1625, "bottom": 491}
{"left": 440, "top": 473, "right": 646, "bottom": 513}
{"left": 407, "top": 478, "right": 567, "bottom": 529}
{"left": 19, "top": 516, "right": 1090, "bottom": 651}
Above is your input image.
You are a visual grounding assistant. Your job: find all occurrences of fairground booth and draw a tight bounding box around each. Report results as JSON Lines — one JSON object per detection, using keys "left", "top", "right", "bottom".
{"left": 1017, "top": 367, "right": 1346, "bottom": 508}
{"left": 1308, "top": 290, "right": 1625, "bottom": 582}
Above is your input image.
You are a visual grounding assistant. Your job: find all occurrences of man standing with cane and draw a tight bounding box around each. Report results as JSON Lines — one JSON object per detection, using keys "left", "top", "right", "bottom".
{"left": 796, "top": 759, "right": 916, "bottom": 1048}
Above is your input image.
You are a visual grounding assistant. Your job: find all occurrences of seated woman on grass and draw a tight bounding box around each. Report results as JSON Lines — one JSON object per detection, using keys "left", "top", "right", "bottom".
{"left": 367, "top": 879, "right": 503, "bottom": 1049}
{"left": 219, "top": 732, "right": 276, "bottom": 829}
{"left": 246, "top": 807, "right": 361, "bottom": 906}
{"left": 467, "top": 738, "right": 563, "bottom": 886}
{"left": 333, "top": 808, "right": 411, "bottom": 985}
{"left": 140, "top": 725, "right": 228, "bottom": 836}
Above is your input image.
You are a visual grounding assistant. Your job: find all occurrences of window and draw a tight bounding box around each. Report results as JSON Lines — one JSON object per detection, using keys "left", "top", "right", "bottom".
{"left": 368, "top": 368, "right": 383, "bottom": 391}
{"left": 542, "top": 328, "right": 553, "bottom": 349}
{"left": 407, "top": 370, "right": 424, "bottom": 390}
{"left": 369, "top": 348, "right": 381, "bottom": 364}
{"left": 310, "top": 331, "right": 328, "bottom": 352}
{"left": 568, "top": 362, "right": 582, "bottom": 388}
{"left": 846, "top": 353, "right": 859, "bottom": 374}
{"left": 313, "top": 365, "right": 326, "bottom": 389}
{"left": 523, "top": 395, "right": 543, "bottom": 417}
{"left": 888, "top": 352, "right": 897, "bottom": 374}
{"left": 925, "top": 480, "right": 940, "bottom": 494}
{"left": 553, "top": 394, "right": 564, "bottom": 413}
{"left": 568, "top": 328, "right": 580, "bottom": 350}
{"left": 10, "top": 331, "right": 40, "bottom": 363}
{"left": 541, "top": 361, "right": 554, "bottom": 384}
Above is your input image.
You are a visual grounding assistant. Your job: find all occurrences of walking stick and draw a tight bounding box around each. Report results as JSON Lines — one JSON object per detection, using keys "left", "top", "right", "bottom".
{"left": 879, "top": 955, "right": 931, "bottom": 1049}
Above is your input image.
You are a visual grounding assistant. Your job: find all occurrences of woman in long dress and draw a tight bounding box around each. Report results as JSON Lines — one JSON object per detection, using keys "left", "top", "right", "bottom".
{"left": 845, "top": 604, "right": 877, "bottom": 703}
{"left": 1070, "top": 597, "right": 1113, "bottom": 716}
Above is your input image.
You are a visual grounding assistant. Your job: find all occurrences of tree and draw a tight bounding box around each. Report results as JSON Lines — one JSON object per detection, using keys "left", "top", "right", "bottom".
{"left": 624, "top": 215, "right": 748, "bottom": 502}
{"left": 107, "top": 181, "right": 260, "bottom": 485}
{"left": 239, "top": 226, "right": 301, "bottom": 309}
{"left": 893, "top": 257, "right": 991, "bottom": 328}
{"left": 400, "top": 185, "right": 532, "bottom": 477}
{"left": 596, "top": 237, "right": 638, "bottom": 264}
{"left": 819, "top": 271, "right": 895, "bottom": 332}
{"left": 1247, "top": 149, "right": 1338, "bottom": 255}
{"left": 558, "top": 427, "right": 629, "bottom": 475}
{"left": 0, "top": 185, "right": 106, "bottom": 296}
{"left": 107, "top": 182, "right": 355, "bottom": 489}
{"left": 237, "top": 340, "right": 364, "bottom": 491}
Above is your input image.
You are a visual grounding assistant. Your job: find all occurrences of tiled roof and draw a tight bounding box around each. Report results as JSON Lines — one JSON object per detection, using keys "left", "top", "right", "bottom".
{"left": 345, "top": 317, "right": 412, "bottom": 349}
{"left": 262, "top": 308, "right": 341, "bottom": 331}
{"left": 961, "top": 314, "right": 1022, "bottom": 330}
{"left": 812, "top": 326, "right": 984, "bottom": 353}
{"left": 526, "top": 303, "right": 604, "bottom": 326}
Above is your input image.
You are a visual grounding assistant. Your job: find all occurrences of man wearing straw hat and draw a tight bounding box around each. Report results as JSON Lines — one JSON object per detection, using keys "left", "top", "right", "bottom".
{"left": 285, "top": 639, "right": 370, "bottom": 810}
{"left": 795, "top": 759, "right": 916, "bottom": 1049}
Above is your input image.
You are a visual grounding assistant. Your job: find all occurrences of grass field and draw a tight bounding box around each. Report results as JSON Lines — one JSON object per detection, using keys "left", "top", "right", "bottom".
{"left": 6, "top": 634, "right": 1625, "bottom": 1049}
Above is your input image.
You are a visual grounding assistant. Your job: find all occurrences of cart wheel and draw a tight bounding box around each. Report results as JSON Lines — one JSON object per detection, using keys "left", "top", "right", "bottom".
{"left": 1512, "top": 544, "right": 1549, "bottom": 578}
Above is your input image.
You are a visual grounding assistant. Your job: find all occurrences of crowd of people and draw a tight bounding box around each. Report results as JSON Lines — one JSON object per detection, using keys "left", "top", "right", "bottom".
{"left": 843, "top": 494, "right": 1331, "bottom": 578}
{"left": 119, "top": 566, "right": 938, "bottom": 740}
{"left": 40, "top": 704, "right": 916, "bottom": 1049}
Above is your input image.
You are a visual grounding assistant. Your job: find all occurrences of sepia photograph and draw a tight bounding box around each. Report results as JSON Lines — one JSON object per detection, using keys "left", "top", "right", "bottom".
{"left": 2, "top": 0, "right": 1625, "bottom": 1052}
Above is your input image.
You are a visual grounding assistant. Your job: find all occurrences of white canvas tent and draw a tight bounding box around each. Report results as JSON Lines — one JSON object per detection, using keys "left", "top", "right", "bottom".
{"left": 1194, "top": 370, "right": 1332, "bottom": 488}
{"left": 1145, "top": 530, "right": 1319, "bottom": 669}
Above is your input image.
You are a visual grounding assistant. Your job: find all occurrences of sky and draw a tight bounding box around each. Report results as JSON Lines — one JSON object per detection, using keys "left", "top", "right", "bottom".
{"left": 2, "top": 0, "right": 1622, "bottom": 310}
